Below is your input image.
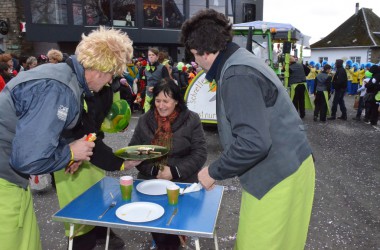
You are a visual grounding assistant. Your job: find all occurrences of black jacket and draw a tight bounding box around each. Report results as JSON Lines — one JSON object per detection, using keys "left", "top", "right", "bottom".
{"left": 332, "top": 60, "right": 347, "bottom": 90}
{"left": 129, "top": 108, "right": 207, "bottom": 183}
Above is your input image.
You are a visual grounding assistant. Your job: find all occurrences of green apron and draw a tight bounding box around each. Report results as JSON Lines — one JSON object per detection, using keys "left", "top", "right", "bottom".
{"left": 54, "top": 161, "right": 105, "bottom": 236}
{"left": 235, "top": 155, "right": 315, "bottom": 250}
{"left": 290, "top": 82, "right": 314, "bottom": 110}
{"left": 323, "top": 91, "right": 331, "bottom": 116}
{"left": 0, "top": 178, "right": 42, "bottom": 250}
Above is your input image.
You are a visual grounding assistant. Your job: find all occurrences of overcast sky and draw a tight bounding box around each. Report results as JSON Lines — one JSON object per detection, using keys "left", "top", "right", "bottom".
{"left": 263, "top": 0, "right": 380, "bottom": 45}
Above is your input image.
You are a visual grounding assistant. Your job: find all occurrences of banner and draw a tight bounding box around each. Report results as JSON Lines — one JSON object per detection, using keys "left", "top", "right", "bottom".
{"left": 184, "top": 70, "right": 217, "bottom": 124}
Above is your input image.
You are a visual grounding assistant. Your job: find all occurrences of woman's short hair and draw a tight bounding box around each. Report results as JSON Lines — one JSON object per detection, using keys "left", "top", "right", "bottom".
{"left": 148, "top": 47, "right": 159, "bottom": 56}
{"left": 0, "top": 53, "right": 12, "bottom": 63}
{"left": 26, "top": 56, "right": 37, "bottom": 67}
{"left": 76, "top": 26, "right": 133, "bottom": 76}
{"left": 151, "top": 78, "right": 187, "bottom": 112}
{"left": 47, "top": 49, "right": 63, "bottom": 62}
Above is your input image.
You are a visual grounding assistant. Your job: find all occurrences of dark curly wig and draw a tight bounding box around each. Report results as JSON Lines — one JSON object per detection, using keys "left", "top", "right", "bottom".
{"left": 180, "top": 9, "right": 232, "bottom": 55}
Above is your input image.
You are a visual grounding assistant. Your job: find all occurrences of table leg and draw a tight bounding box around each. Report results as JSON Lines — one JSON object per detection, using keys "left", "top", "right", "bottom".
{"left": 194, "top": 237, "right": 200, "bottom": 250}
{"left": 105, "top": 227, "right": 110, "bottom": 250}
{"left": 68, "top": 223, "right": 74, "bottom": 250}
{"left": 214, "top": 232, "right": 219, "bottom": 250}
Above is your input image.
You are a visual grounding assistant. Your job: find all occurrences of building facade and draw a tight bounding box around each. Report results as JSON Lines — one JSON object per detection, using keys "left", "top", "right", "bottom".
{"left": 309, "top": 6, "right": 380, "bottom": 65}
{"left": 1, "top": 0, "right": 263, "bottom": 61}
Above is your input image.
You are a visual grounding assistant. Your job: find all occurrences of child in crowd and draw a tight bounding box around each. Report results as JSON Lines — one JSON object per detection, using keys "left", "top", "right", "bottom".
{"left": 353, "top": 71, "right": 371, "bottom": 121}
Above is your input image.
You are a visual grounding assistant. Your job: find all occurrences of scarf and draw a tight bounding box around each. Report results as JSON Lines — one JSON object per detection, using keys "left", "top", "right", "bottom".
{"left": 151, "top": 108, "right": 179, "bottom": 150}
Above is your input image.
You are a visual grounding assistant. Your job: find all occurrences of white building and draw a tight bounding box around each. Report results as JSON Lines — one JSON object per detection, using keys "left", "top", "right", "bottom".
{"left": 308, "top": 5, "right": 380, "bottom": 65}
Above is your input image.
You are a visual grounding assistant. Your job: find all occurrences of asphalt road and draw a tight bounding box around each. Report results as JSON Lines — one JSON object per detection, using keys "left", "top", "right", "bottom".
{"left": 33, "top": 95, "right": 380, "bottom": 250}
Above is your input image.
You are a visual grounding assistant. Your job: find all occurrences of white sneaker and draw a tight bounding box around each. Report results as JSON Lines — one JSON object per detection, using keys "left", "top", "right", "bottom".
{"left": 372, "top": 125, "right": 380, "bottom": 131}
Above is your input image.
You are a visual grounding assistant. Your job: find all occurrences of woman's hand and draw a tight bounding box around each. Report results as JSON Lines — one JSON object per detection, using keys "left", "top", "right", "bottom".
{"left": 156, "top": 165, "right": 172, "bottom": 180}
{"left": 123, "top": 160, "right": 142, "bottom": 170}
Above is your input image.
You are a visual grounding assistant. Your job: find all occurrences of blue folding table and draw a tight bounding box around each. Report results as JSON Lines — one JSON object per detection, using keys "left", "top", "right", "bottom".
{"left": 52, "top": 177, "right": 224, "bottom": 250}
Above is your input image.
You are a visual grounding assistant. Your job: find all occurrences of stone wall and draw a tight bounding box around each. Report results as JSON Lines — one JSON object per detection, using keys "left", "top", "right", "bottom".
{"left": 0, "top": 0, "right": 33, "bottom": 56}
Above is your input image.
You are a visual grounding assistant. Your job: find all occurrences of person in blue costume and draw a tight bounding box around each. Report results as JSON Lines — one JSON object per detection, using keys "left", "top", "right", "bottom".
{"left": 0, "top": 26, "right": 133, "bottom": 250}
{"left": 181, "top": 9, "right": 315, "bottom": 250}
{"left": 345, "top": 59, "right": 353, "bottom": 94}
{"left": 306, "top": 61, "right": 317, "bottom": 94}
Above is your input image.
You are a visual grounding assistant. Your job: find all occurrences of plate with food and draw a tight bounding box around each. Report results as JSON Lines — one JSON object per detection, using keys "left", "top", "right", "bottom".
{"left": 115, "top": 202, "right": 165, "bottom": 222}
{"left": 114, "top": 145, "right": 169, "bottom": 160}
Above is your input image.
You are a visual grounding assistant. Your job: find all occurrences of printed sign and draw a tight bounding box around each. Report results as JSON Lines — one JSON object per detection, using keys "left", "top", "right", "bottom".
{"left": 184, "top": 70, "right": 217, "bottom": 124}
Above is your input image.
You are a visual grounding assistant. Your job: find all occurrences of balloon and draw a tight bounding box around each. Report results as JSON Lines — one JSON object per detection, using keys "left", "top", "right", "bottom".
{"left": 101, "top": 100, "right": 131, "bottom": 133}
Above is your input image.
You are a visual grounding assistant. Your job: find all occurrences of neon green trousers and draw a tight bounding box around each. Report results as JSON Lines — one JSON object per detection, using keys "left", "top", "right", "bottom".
{"left": 0, "top": 178, "right": 42, "bottom": 250}
{"left": 235, "top": 155, "right": 315, "bottom": 250}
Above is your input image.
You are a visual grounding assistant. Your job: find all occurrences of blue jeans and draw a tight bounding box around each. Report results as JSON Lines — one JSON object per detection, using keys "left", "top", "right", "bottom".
{"left": 331, "top": 89, "right": 347, "bottom": 118}
{"left": 306, "top": 79, "right": 315, "bottom": 94}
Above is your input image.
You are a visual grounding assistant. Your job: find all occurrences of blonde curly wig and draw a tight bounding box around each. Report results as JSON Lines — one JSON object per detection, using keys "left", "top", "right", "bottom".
{"left": 76, "top": 26, "right": 133, "bottom": 75}
{"left": 47, "top": 49, "right": 63, "bottom": 62}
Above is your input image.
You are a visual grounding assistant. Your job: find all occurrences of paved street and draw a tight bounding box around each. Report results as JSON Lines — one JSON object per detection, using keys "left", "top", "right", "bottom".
{"left": 34, "top": 95, "right": 379, "bottom": 249}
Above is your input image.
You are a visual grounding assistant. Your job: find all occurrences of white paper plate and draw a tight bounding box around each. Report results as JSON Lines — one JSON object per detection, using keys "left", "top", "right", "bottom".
{"left": 115, "top": 202, "right": 165, "bottom": 223}
{"left": 136, "top": 179, "right": 175, "bottom": 195}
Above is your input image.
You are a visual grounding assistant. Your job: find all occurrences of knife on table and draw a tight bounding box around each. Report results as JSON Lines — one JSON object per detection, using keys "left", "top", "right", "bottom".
{"left": 166, "top": 207, "right": 178, "bottom": 226}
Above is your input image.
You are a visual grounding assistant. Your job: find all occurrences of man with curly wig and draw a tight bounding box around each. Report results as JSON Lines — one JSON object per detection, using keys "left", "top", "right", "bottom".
{"left": 0, "top": 26, "right": 133, "bottom": 250}
{"left": 181, "top": 9, "right": 315, "bottom": 250}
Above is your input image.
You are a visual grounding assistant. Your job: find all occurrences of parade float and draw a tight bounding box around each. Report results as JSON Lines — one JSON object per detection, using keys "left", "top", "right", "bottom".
{"left": 184, "top": 20, "right": 310, "bottom": 124}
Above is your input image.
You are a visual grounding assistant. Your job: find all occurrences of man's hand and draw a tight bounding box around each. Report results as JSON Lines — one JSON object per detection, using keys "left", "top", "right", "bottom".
{"left": 198, "top": 167, "right": 215, "bottom": 190}
{"left": 65, "top": 161, "right": 82, "bottom": 174}
{"left": 156, "top": 166, "right": 172, "bottom": 180}
{"left": 69, "top": 135, "right": 95, "bottom": 162}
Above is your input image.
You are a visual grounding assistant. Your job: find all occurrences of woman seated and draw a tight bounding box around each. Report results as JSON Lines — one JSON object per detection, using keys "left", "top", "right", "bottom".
{"left": 129, "top": 78, "right": 207, "bottom": 249}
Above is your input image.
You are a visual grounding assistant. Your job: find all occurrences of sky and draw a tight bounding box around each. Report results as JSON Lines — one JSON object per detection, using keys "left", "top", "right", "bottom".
{"left": 263, "top": 0, "right": 380, "bottom": 45}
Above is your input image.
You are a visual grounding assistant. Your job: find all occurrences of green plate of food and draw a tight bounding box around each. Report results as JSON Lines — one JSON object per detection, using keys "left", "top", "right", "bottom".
{"left": 114, "top": 145, "right": 169, "bottom": 160}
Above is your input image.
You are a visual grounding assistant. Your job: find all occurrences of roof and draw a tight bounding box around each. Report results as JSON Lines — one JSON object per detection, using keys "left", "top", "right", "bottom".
{"left": 233, "top": 21, "right": 298, "bottom": 32}
{"left": 311, "top": 8, "right": 380, "bottom": 49}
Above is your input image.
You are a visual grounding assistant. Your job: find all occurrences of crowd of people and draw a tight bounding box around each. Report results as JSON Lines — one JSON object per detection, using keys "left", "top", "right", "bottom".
{"left": 0, "top": 8, "right": 378, "bottom": 250}
{"left": 289, "top": 57, "right": 380, "bottom": 127}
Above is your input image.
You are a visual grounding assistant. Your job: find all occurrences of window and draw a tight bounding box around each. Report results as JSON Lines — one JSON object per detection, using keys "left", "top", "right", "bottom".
{"left": 112, "top": 0, "right": 136, "bottom": 27}
{"left": 31, "top": 0, "right": 68, "bottom": 24}
{"left": 165, "top": 0, "right": 184, "bottom": 29}
{"left": 189, "top": 0, "right": 206, "bottom": 18}
{"left": 84, "top": 0, "right": 110, "bottom": 26}
{"left": 143, "top": 0, "right": 163, "bottom": 28}
{"left": 73, "top": 1, "right": 84, "bottom": 25}
{"left": 318, "top": 57, "right": 328, "bottom": 64}
{"left": 210, "top": 0, "right": 226, "bottom": 15}
{"left": 243, "top": 3, "right": 256, "bottom": 22}
{"left": 350, "top": 56, "right": 361, "bottom": 64}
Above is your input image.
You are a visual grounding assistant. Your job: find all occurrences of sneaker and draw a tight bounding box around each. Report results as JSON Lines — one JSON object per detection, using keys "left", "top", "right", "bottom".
{"left": 337, "top": 116, "right": 347, "bottom": 120}
{"left": 327, "top": 116, "right": 336, "bottom": 120}
{"left": 373, "top": 125, "right": 380, "bottom": 131}
{"left": 365, "top": 121, "right": 371, "bottom": 125}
